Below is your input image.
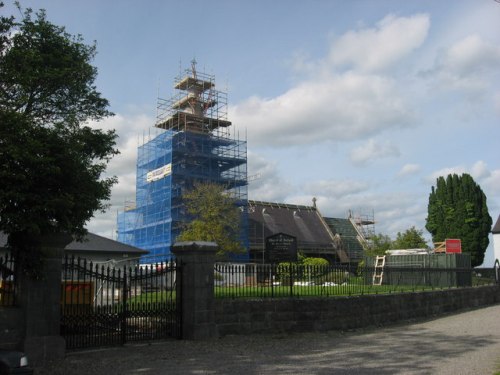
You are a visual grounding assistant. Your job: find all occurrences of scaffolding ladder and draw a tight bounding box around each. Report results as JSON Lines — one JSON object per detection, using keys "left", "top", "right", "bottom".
{"left": 372, "top": 256, "right": 386, "bottom": 286}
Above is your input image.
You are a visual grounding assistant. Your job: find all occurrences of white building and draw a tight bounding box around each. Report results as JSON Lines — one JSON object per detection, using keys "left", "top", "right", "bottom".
{"left": 493, "top": 214, "right": 500, "bottom": 264}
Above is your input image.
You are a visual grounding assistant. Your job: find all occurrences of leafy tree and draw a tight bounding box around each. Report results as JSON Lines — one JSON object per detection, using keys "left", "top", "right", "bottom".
{"left": 0, "top": 6, "right": 110, "bottom": 124}
{"left": 364, "top": 233, "right": 393, "bottom": 256}
{"left": 392, "top": 226, "right": 428, "bottom": 249}
{"left": 426, "top": 173, "right": 492, "bottom": 267}
{"left": 176, "top": 182, "right": 244, "bottom": 259}
{"left": 0, "top": 6, "right": 118, "bottom": 274}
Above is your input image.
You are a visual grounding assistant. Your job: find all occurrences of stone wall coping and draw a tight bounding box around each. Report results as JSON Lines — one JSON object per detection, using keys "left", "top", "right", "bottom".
{"left": 172, "top": 241, "right": 218, "bottom": 253}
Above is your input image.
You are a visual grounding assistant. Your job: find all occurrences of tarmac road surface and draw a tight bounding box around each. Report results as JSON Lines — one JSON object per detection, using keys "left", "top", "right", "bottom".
{"left": 37, "top": 304, "right": 500, "bottom": 374}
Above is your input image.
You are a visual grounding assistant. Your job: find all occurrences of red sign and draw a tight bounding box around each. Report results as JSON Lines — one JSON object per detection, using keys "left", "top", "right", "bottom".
{"left": 445, "top": 239, "right": 462, "bottom": 254}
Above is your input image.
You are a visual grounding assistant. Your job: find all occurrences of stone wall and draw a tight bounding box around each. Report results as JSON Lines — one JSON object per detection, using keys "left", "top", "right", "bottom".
{"left": 0, "top": 307, "right": 24, "bottom": 350}
{"left": 215, "top": 286, "right": 500, "bottom": 336}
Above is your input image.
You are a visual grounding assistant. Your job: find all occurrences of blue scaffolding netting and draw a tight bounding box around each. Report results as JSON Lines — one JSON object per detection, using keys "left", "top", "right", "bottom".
{"left": 117, "top": 62, "right": 248, "bottom": 263}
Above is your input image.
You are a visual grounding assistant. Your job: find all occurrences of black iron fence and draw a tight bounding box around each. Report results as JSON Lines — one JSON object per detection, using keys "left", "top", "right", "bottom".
{"left": 214, "top": 262, "right": 497, "bottom": 299}
{"left": 0, "top": 253, "right": 16, "bottom": 306}
{"left": 61, "top": 256, "right": 181, "bottom": 349}
{"left": 473, "top": 265, "right": 500, "bottom": 286}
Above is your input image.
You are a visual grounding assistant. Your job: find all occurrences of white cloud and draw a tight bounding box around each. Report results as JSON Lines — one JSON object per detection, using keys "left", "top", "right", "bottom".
{"left": 480, "top": 168, "right": 500, "bottom": 215}
{"left": 232, "top": 13, "right": 429, "bottom": 149}
{"left": 494, "top": 92, "right": 500, "bottom": 115}
{"left": 329, "top": 13, "right": 430, "bottom": 72}
{"left": 426, "top": 161, "right": 493, "bottom": 184}
{"left": 302, "top": 179, "right": 370, "bottom": 199}
{"left": 85, "top": 113, "right": 155, "bottom": 238}
{"left": 290, "top": 189, "right": 428, "bottom": 239}
{"left": 87, "top": 113, "right": 154, "bottom": 145}
{"left": 483, "top": 169, "right": 500, "bottom": 192}
{"left": 423, "top": 35, "right": 500, "bottom": 93}
{"left": 471, "top": 160, "right": 491, "bottom": 180}
{"left": 247, "top": 152, "right": 291, "bottom": 202}
{"left": 349, "top": 139, "right": 400, "bottom": 166}
{"left": 425, "top": 166, "right": 466, "bottom": 184}
{"left": 444, "top": 35, "right": 500, "bottom": 77}
{"left": 398, "top": 163, "right": 421, "bottom": 177}
{"left": 231, "top": 73, "right": 414, "bottom": 147}
{"left": 287, "top": 50, "right": 316, "bottom": 77}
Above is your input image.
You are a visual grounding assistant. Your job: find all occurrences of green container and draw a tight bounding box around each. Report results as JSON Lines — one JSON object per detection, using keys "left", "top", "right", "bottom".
{"left": 365, "top": 253, "right": 472, "bottom": 288}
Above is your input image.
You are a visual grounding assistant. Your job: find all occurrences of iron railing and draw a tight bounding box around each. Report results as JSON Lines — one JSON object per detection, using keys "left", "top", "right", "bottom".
{"left": 0, "top": 253, "right": 16, "bottom": 306}
{"left": 61, "top": 256, "right": 181, "bottom": 349}
{"left": 473, "top": 265, "right": 500, "bottom": 285}
{"left": 214, "top": 262, "right": 496, "bottom": 299}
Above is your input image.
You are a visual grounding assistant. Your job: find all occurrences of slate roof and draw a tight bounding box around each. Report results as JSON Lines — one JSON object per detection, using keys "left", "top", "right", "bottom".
{"left": 248, "top": 200, "right": 336, "bottom": 255}
{"left": 323, "top": 217, "right": 365, "bottom": 262}
{"left": 493, "top": 215, "right": 500, "bottom": 234}
{"left": 0, "top": 231, "right": 148, "bottom": 256}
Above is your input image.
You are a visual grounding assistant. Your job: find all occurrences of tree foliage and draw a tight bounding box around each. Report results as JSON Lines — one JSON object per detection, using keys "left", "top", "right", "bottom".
{"left": 426, "top": 173, "right": 492, "bottom": 267}
{"left": 0, "top": 5, "right": 118, "bottom": 273}
{"left": 176, "top": 182, "right": 244, "bottom": 259}
{"left": 363, "top": 228, "right": 428, "bottom": 260}
{"left": 364, "top": 233, "right": 393, "bottom": 256}
{"left": 392, "top": 226, "right": 428, "bottom": 250}
{"left": 0, "top": 6, "right": 111, "bottom": 124}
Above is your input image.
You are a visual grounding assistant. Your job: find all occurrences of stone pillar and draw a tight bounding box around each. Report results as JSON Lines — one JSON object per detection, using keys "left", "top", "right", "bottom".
{"left": 172, "top": 241, "right": 217, "bottom": 340}
{"left": 18, "top": 233, "right": 72, "bottom": 366}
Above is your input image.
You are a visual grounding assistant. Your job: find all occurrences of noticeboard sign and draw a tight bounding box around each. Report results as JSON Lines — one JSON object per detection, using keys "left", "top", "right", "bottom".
{"left": 445, "top": 239, "right": 462, "bottom": 254}
{"left": 265, "top": 233, "right": 298, "bottom": 263}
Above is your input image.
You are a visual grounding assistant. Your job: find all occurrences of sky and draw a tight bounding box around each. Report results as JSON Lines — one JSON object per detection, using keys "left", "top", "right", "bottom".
{"left": 4, "top": 0, "right": 500, "bottom": 265}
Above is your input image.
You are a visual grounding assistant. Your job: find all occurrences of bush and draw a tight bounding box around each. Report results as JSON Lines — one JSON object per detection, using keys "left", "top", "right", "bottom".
{"left": 274, "top": 258, "right": 349, "bottom": 286}
{"left": 275, "top": 263, "right": 298, "bottom": 286}
{"left": 315, "top": 269, "right": 350, "bottom": 285}
{"left": 302, "top": 257, "right": 329, "bottom": 267}
{"left": 302, "top": 257, "right": 329, "bottom": 281}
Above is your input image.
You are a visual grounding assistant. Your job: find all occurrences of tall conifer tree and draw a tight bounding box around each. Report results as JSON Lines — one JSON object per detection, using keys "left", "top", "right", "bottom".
{"left": 426, "top": 173, "right": 492, "bottom": 267}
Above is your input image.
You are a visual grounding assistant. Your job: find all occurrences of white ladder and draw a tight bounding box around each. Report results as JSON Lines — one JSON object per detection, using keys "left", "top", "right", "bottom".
{"left": 372, "top": 256, "right": 386, "bottom": 286}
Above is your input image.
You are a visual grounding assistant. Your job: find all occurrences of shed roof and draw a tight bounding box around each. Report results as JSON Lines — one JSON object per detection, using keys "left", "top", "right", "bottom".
{"left": 0, "top": 232, "right": 148, "bottom": 256}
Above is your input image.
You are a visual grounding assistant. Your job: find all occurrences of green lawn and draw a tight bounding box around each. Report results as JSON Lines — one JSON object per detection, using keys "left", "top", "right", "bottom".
{"left": 119, "top": 276, "right": 494, "bottom": 302}
{"left": 118, "top": 284, "right": 434, "bottom": 302}
{"left": 127, "top": 291, "right": 176, "bottom": 306}
{"left": 214, "top": 282, "right": 438, "bottom": 299}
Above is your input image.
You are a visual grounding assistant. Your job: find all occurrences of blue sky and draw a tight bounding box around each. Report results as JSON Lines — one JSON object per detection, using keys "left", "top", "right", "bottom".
{"left": 4, "top": 0, "right": 500, "bottom": 265}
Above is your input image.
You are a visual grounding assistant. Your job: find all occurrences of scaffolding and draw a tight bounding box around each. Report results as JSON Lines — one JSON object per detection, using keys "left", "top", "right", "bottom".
{"left": 118, "top": 60, "right": 248, "bottom": 263}
{"left": 348, "top": 209, "right": 375, "bottom": 248}
{"left": 156, "top": 59, "right": 231, "bottom": 138}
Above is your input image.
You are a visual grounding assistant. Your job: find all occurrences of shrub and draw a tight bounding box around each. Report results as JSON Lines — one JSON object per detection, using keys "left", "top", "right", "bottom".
{"left": 275, "top": 262, "right": 298, "bottom": 285}
{"left": 315, "top": 269, "right": 350, "bottom": 285}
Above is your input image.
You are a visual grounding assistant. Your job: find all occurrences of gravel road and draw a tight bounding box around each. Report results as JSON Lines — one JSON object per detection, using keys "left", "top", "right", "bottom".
{"left": 36, "top": 305, "right": 500, "bottom": 374}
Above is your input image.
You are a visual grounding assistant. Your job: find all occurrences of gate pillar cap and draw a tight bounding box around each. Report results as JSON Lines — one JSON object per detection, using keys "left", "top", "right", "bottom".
{"left": 172, "top": 241, "right": 217, "bottom": 254}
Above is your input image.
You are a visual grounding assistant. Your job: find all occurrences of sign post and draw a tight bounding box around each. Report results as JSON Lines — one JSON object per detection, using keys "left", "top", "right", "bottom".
{"left": 265, "top": 233, "right": 297, "bottom": 296}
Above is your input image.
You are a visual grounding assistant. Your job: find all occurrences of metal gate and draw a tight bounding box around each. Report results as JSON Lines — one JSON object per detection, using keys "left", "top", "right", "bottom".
{"left": 61, "top": 256, "right": 181, "bottom": 349}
